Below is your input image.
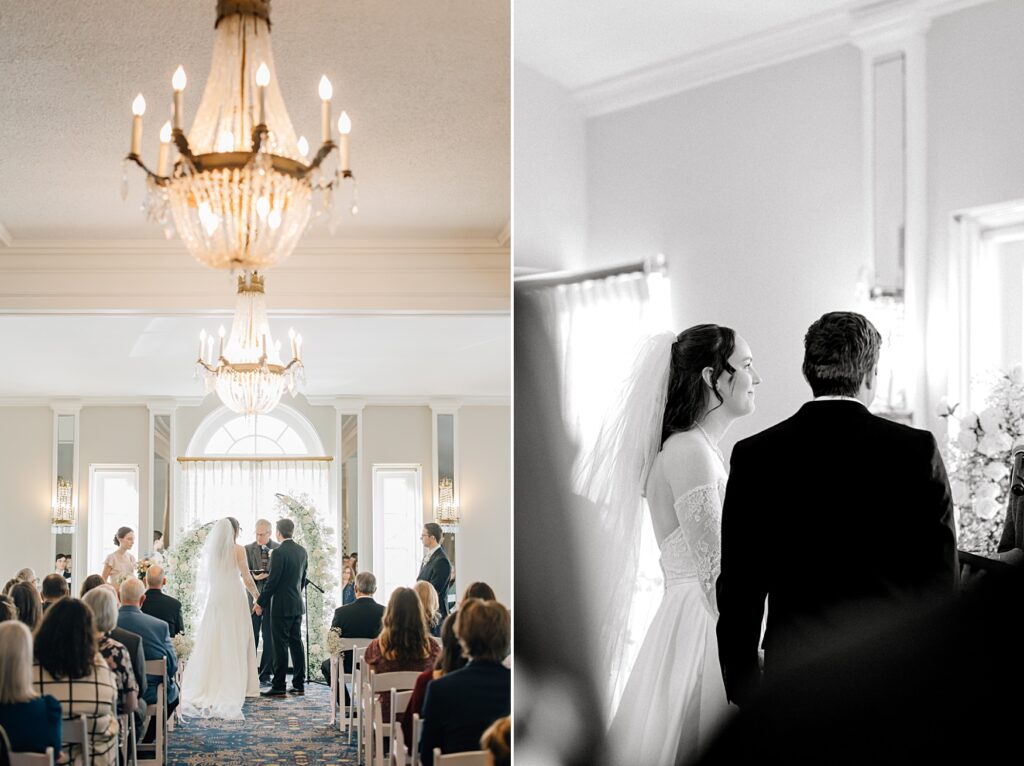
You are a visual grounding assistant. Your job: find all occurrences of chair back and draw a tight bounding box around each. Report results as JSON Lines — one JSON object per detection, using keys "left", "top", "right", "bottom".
{"left": 0, "top": 724, "right": 56, "bottom": 766}
{"left": 433, "top": 750, "right": 489, "bottom": 765}
{"left": 62, "top": 715, "right": 90, "bottom": 766}
{"left": 139, "top": 657, "right": 168, "bottom": 766}
{"left": 370, "top": 671, "right": 421, "bottom": 693}
{"left": 411, "top": 714, "right": 423, "bottom": 766}
{"left": 390, "top": 722, "right": 407, "bottom": 766}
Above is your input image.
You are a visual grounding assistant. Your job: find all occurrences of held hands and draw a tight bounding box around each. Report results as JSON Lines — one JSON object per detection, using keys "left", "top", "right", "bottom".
{"left": 253, "top": 572, "right": 270, "bottom": 581}
{"left": 252, "top": 603, "right": 263, "bottom": 616}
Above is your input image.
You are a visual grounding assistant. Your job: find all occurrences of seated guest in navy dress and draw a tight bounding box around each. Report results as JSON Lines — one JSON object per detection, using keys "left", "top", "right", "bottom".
{"left": 0, "top": 621, "right": 62, "bottom": 755}
{"left": 420, "top": 599, "right": 511, "bottom": 766}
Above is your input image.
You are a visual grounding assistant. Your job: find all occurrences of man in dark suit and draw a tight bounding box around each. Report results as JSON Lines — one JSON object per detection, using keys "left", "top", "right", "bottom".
{"left": 140, "top": 564, "right": 184, "bottom": 637}
{"left": 245, "top": 518, "right": 280, "bottom": 683}
{"left": 417, "top": 522, "right": 452, "bottom": 619}
{"left": 256, "top": 518, "right": 308, "bottom": 696}
{"left": 997, "top": 491, "right": 1024, "bottom": 564}
{"left": 117, "top": 578, "right": 179, "bottom": 714}
{"left": 420, "top": 599, "right": 511, "bottom": 766}
{"left": 717, "top": 311, "right": 959, "bottom": 707}
{"left": 319, "top": 570, "right": 385, "bottom": 700}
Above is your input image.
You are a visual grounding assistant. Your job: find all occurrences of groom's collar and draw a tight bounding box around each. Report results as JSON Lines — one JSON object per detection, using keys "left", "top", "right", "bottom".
{"left": 812, "top": 395, "right": 866, "bottom": 405}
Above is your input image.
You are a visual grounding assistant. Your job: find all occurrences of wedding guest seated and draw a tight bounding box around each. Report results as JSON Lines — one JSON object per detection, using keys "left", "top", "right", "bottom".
{"left": 402, "top": 613, "right": 468, "bottom": 745}
{"left": 414, "top": 580, "right": 443, "bottom": 637}
{"left": 420, "top": 599, "right": 511, "bottom": 766}
{"left": 14, "top": 568, "right": 35, "bottom": 585}
{"left": 319, "top": 571, "right": 385, "bottom": 699}
{"left": 140, "top": 565, "right": 184, "bottom": 637}
{"left": 104, "top": 584, "right": 148, "bottom": 725}
{"left": 481, "top": 716, "right": 511, "bottom": 766}
{"left": 0, "top": 622, "right": 62, "bottom": 757}
{"left": 40, "top": 573, "right": 68, "bottom": 610}
{"left": 82, "top": 587, "right": 141, "bottom": 718}
{"left": 2, "top": 579, "right": 17, "bottom": 597}
{"left": 462, "top": 582, "right": 496, "bottom": 604}
{"left": 32, "top": 598, "right": 119, "bottom": 766}
{"left": 0, "top": 595, "right": 16, "bottom": 623}
{"left": 80, "top": 574, "right": 105, "bottom": 598}
{"left": 116, "top": 579, "right": 178, "bottom": 717}
{"left": 10, "top": 581, "right": 42, "bottom": 631}
{"left": 341, "top": 565, "right": 357, "bottom": 606}
{"left": 364, "top": 587, "right": 441, "bottom": 721}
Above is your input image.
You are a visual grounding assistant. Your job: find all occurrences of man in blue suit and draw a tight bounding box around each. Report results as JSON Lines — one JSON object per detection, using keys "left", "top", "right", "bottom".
{"left": 118, "top": 578, "right": 179, "bottom": 715}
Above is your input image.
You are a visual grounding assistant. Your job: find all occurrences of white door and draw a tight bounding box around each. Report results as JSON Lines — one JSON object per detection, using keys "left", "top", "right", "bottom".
{"left": 372, "top": 465, "right": 423, "bottom": 604}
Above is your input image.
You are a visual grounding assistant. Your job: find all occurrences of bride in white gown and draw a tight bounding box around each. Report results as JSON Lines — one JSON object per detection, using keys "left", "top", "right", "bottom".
{"left": 179, "top": 517, "right": 261, "bottom": 720}
{"left": 579, "top": 325, "right": 761, "bottom": 765}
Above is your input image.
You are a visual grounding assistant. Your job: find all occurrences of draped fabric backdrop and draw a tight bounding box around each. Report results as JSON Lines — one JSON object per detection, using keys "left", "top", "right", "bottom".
{"left": 180, "top": 459, "right": 329, "bottom": 539}
{"left": 529, "top": 266, "right": 674, "bottom": 714}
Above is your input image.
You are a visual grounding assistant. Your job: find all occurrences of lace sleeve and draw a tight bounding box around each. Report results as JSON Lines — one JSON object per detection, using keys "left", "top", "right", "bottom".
{"left": 672, "top": 481, "right": 725, "bottom": 615}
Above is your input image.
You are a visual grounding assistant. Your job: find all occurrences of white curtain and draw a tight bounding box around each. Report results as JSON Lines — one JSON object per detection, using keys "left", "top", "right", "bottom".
{"left": 180, "top": 459, "right": 329, "bottom": 538}
{"left": 531, "top": 266, "right": 673, "bottom": 713}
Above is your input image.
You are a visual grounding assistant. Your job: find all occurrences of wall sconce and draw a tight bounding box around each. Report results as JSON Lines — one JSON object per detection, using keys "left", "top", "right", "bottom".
{"left": 51, "top": 477, "right": 75, "bottom": 534}
{"left": 434, "top": 476, "right": 460, "bottom": 533}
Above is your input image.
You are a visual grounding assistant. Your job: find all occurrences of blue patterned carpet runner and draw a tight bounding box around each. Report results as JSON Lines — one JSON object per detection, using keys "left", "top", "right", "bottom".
{"left": 169, "top": 683, "right": 358, "bottom": 765}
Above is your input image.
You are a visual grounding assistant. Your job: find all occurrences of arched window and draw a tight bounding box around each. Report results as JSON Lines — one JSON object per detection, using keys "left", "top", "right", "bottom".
{"left": 181, "top": 405, "right": 328, "bottom": 533}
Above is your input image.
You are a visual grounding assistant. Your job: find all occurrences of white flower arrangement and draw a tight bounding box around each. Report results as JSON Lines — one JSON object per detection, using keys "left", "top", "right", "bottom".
{"left": 939, "top": 364, "right": 1024, "bottom": 554}
{"left": 326, "top": 626, "right": 345, "bottom": 657}
{"left": 171, "top": 632, "right": 194, "bottom": 662}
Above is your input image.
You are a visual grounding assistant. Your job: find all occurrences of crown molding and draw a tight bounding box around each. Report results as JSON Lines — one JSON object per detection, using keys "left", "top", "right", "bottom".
{"left": 0, "top": 394, "right": 509, "bottom": 408}
{"left": 496, "top": 220, "right": 511, "bottom": 247}
{"left": 0, "top": 222, "right": 11, "bottom": 248}
{"left": 574, "top": 0, "right": 996, "bottom": 117}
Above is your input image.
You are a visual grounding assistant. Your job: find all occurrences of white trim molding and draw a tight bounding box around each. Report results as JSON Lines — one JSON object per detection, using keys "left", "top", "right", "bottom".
{"left": 0, "top": 222, "right": 12, "bottom": 248}
{"left": 0, "top": 239, "right": 510, "bottom": 313}
{"left": 574, "top": 0, "right": 997, "bottom": 117}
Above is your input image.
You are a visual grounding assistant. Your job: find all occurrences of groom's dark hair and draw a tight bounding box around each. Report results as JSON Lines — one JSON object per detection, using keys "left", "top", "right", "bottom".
{"left": 803, "top": 312, "right": 882, "bottom": 397}
{"left": 276, "top": 518, "right": 295, "bottom": 538}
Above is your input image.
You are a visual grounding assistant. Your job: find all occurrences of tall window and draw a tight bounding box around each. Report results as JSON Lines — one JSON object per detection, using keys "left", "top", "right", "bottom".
{"left": 88, "top": 466, "right": 139, "bottom": 576}
{"left": 372, "top": 465, "right": 423, "bottom": 604}
{"left": 180, "top": 406, "right": 328, "bottom": 538}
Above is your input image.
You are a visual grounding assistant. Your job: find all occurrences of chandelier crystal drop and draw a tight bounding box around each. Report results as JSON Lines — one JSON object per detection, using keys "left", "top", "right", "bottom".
{"left": 434, "top": 476, "right": 460, "bottom": 533}
{"left": 126, "top": 0, "right": 356, "bottom": 272}
{"left": 197, "top": 272, "right": 304, "bottom": 415}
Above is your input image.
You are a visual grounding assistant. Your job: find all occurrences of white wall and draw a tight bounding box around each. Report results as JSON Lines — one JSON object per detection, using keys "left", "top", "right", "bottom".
{"left": 78, "top": 406, "right": 150, "bottom": 574}
{"left": 585, "top": 46, "right": 865, "bottom": 455}
{"left": 0, "top": 408, "right": 52, "bottom": 578}
{"left": 514, "top": 63, "right": 588, "bottom": 272}
{"left": 457, "top": 406, "right": 511, "bottom": 604}
{"left": 926, "top": 0, "right": 1024, "bottom": 431}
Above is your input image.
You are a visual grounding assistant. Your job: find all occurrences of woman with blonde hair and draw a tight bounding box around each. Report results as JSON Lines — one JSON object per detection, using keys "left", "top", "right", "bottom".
{"left": 414, "top": 579, "right": 442, "bottom": 637}
{"left": 0, "top": 621, "right": 62, "bottom": 756}
{"left": 363, "top": 587, "right": 441, "bottom": 721}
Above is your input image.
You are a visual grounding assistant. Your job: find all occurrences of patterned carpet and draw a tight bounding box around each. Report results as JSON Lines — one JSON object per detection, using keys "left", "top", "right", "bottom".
{"left": 169, "top": 681, "right": 358, "bottom": 765}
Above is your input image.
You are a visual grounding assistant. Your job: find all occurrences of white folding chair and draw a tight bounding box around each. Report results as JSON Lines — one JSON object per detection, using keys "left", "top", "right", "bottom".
{"left": 118, "top": 712, "right": 137, "bottom": 766}
{"left": 374, "top": 688, "right": 412, "bottom": 766}
{"left": 62, "top": 714, "right": 91, "bottom": 766}
{"left": 433, "top": 750, "right": 489, "bottom": 765}
{"left": 389, "top": 721, "right": 407, "bottom": 766}
{"left": 0, "top": 724, "right": 55, "bottom": 766}
{"left": 341, "top": 639, "right": 373, "bottom": 737}
{"left": 369, "top": 672, "right": 420, "bottom": 766}
{"left": 360, "top": 678, "right": 374, "bottom": 766}
{"left": 137, "top": 658, "right": 167, "bottom": 766}
{"left": 411, "top": 714, "right": 423, "bottom": 766}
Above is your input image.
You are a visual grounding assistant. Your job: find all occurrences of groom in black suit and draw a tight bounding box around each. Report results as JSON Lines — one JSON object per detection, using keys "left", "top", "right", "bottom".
{"left": 717, "top": 311, "right": 959, "bottom": 707}
{"left": 417, "top": 523, "right": 452, "bottom": 619}
{"left": 256, "top": 518, "right": 308, "bottom": 696}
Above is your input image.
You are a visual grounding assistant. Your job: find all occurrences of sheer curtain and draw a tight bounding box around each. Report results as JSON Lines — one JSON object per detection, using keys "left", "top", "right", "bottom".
{"left": 180, "top": 459, "right": 329, "bottom": 538}
{"left": 528, "top": 263, "right": 673, "bottom": 714}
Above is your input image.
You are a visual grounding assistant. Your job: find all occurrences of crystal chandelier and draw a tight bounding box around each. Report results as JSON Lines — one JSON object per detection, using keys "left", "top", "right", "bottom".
{"left": 197, "top": 272, "right": 304, "bottom": 415}
{"left": 51, "top": 477, "right": 75, "bottom": 535}
{"left": 126, "top": 0, "right": 356, "bottom": 272}
{"left": 434, "top": 476, "right": 460, "bottom": 534}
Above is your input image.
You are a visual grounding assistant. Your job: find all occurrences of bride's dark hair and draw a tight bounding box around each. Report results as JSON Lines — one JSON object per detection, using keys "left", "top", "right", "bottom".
{"left": 661, "top": 324, "right": 736, "bottom": 446}
{"left": 227, "top": 517, "right": 240, "bottom": 540}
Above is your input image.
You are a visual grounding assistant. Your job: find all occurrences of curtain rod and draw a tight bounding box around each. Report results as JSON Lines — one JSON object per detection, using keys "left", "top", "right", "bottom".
{"left": 514, "top": 255, "right": 665, "bottom": 290}
{"left": 177, "top": 456, "right": 334, "bottom": 463}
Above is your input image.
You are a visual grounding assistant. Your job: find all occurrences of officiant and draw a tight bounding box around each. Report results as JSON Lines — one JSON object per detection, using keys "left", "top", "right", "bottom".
{"left": 246, "top": 519, "right": 279, "bottom": 684}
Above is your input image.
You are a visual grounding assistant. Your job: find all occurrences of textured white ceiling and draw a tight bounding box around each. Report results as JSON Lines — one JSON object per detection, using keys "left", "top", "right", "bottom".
{"left": 0, "top": 314, "right": 510, "bottom": 398}
{"left": 0, "top": 0, "right": 510, "bottom": 240}
{"left": 515, "top": 0, "right": 855, "bottom": 90}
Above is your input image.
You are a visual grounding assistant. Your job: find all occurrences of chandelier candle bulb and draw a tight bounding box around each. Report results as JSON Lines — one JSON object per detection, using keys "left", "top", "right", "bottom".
{"left": 289, "top": 327, "right": 297, "bottom": 358}
{"left": 157, "top": 121, "right": 172, "bottom": 176}
{"left": 198, "top": 329, "right": 207, "bottom": 360}
{"left": 255, "top": 62, "right": 270, "bottom": 126}
{"left": 172, "top": 66, "right": 187, "bottom": 130}
{"left": 337, "top": 111, "right": 351, "bottom": 172}
{"left": 218, "top": 325, "right": 225, "bottom": 358}
{"left": 318, "top": 75, "right": 333, "bottom": 144}
{"left": 297, "top": 135, "right": 309, "bottom": 159}
{"left": 130, "top": 94, "right": 146, "bottom": 156}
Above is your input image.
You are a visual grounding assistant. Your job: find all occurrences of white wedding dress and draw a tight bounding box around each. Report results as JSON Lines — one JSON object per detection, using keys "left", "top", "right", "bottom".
{"left": 608, "top": 430, "right": 731, "bottom": 765}
{"left": 179, "top": 518, "right": 260, "bottom": 720}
